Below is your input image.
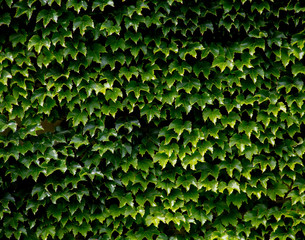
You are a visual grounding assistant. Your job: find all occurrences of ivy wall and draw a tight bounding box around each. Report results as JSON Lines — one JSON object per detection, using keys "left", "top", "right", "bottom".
{"left": 1, "top": 0, "right": 305, "bottom": 239}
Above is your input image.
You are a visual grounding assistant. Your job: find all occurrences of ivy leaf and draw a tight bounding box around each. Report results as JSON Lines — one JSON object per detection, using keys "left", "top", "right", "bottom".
{"left": 168, "top": 119, "right": 192, "bottom": 137}
{"left": 292, "top": 62, "right": 305, "bottom": 76}
{"left": 66, "top": 0, "right": 88, "bottom": 13}
{"left": 219, "top": 159, "right": 242, "bottom": 178}
{"left": 125, "top": 81, "right": 150, "bottom": 99}
{"left": 36, "top": 9, "right": 60, "bottom": 27}
{"left": 221, "top": 111, "right": 240, "bottom": 128}
{"left": 229, "top": 134, "right": 251, "bottom": 152}
{"left": 202, "top": 108, "right": 222, "bottom": 124}
{"left": 14, "top": 1, "right": 36, "bottom": 20}
{"left": 293, "top": 178, "right": 305, "bottom": 194}
{"left": 70, "top": 134, "right": 89, "bottom": 149}
{"left": 92, "top": 0, "right": 114, "bottom": 11}
{"left": 0, "top": 12, "right": 11, "bottom": 26}
{"left": 193, "top": 61, "right": 211, "bottom": 78}
{"left": 9, "top": 31, "right": 27, "bottom": 47}
{"left": 140, "top": 105, "right": 160, "bottom": 122}
{"left": 226, "top": 193, "right": 248, "bottom": 209}
{"left": 0, "top": 70, "right": 12, "bottom": 85}
{"left": 74, "top": 222, "right": 92, "bottom": 237}
{"left": 67, "top": 108, "right": 88, "bottom": 126}
{"left": 244, "top": 144, "right": 259, "bottom": 160}
{"left": 73, "top": 15, "right": 94, "bottom": 36}
{"left": 238, "top": 121, "right": 258, "bottom": 137}
{"left": 241, "top": 38, "right": 265, "bottom": 56}
{"left": 197, "top": 162, "right": 219, "bottom": 182}
{"left": 28, "top": 35, "right": 51, "bottom": 54}
{"left": 227, "top": 180, "right": 240, "bottom": 194}
{"left": 176, "top": 175, "right": 197, "bottom": 191}
{"left": 52, "top": 28, "right": 72, "bottom": 47}
{"left": 146, "top": 215, "right": 164, "bottom": 228}
{"left": 168, "top": 60, "right": 192, "bottom": 76}
{"left": 119, "top": 66, "right": 139, "bottom": 81}
{"left": 179, "top": 42, "right": 204, "bottom": 60}
{"left": 86, "top": 46, "right": 104, "bottom": 65}
{"left": 1, "top": 193, "right": 15, "bottom": 209}
{"left": 267, "top": 182, "right": 289, "bottom": 201}
{"left": 37, "top": 49, "right": 54, "bottom": 68}
{"left": 251, "top": 1, "right": 270, "bottom": 14}
{"left": 106, "top": 36, "right": 126, "bottom": 52}
{"left": 153, "top": 153, "right": 169, "bottom": 169}
{"left": 47, "top": 203, "right": 66, "bottom": 222}
{"left": 36, "top": 224, "right": 56, "bottom": 239}
{"left": 203, "top": 179, "right": 218, "bottom": 193}
{"left": 212, "top": 55, "right": 234, "bottom": 72}
{"left": 105, "top": 88, "right": 123, "bottom": 102}
{"left": 257, "top": 111, "right": 271, "bottom": 127}
{"left": 248, "top": 29, "right": 268, "bottom": 38}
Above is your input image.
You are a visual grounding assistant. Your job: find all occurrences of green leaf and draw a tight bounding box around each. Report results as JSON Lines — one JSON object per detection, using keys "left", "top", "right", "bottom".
{"left": 145, "top": 215, "right": 164, "bottom": 228}
{"left": 226, "top": 193, "right": 248, "bottom": 209}
{"left": 119, "top": 66, "right": 139, "bottom": 81}
{"left": 227, "top": 180, "right": 240, "bottom": 194}
{"left": 28, "top": 35, "right": 51, "bottom": 54}
{"left": 221, "top": 111, "right": 240, "bottom": 128}
{"left": 51, "top": 28, "right": 72, "bottom": 47}
{"left": 267, "top": 182, "right": 289, "bottom": 201}
{"left": 92, "top": 0, "right": 114, "bottom": 11}
{"left": 9, "top": 31, "right": 27, "bottom": 48}
{"left": 235, "top": 52, "right": 254, "bottom": 71}
{"left": 243, "top": 211, "right": 264, "bottom": 228}
{"left": 153, "top": 152, "right": 174, "bottom": 168}
{"left": 0, "top": 12, "right": 11, "bottom": 26}
{"left": 67, "top": 108, "right": 88, "bottom": 126}
{"left": 238, "top": 121, "right": 258, "bottom": 137}
{"left": 202, "top": 108, "right": 222, "bottom": 124}
{"left": 193, "top": 61, "right": 211, "bottom": 78}
{"left": 179, "top": 42, "right": 204, "bottom": 60}
{"left": 168, "top": 60, "right": 192, "bottom": 75}
{"left": 212, "top": 55, "right": 234, "bottom": 72}
{"left": 251, "top": 1, "right": 270, "bottom": 14}
{"left": 202, "top": 179, "right": 218, "bottom": 193}
{"left": 229, "top": 134, "right": 251, "bottom": 152}
{"left": 257, "top": 111, "right": 271, "bottom": 127}
{"left": 125, "top": 81, "right": 150, "bottom": 99}
{"left": 47, "top": 203, "right": 66, "bottom": 222}
{"left": 105, "top": 88, "right": 123, "bottom": 102}
{"left": 70, "top": 134, "right": 89, "bottom": 149}
{"left": 106, "top": 36, "right": 126, "bottom": 52}
{"left": 241, "top": 38, "right": 265, "bottom": 56}
{"left": 176, "top": 175, "right": 197, "bottom": 191}
{"left": 73, "top": 15, "right": 94, "bottom": 36}
{"left": 140, "top": 105, "right": 160, "bottom": 122}
{"left": 14, "top": 1, "right": 35, "bottom": 20}
{"left": 168, "top": 119, "right": 192, "bottom": 137}
{"left": 219, "top": 159, "right": 242, "bottom": 178}
{"left": 292, "top": 62, "right": 305, "bottom": 76}
{"left": 0, "top": 70, "right": 12, "bottom": 85}
{"left": 66, "top": 0, "right": 88, "bottom": 13}
{"left": 36, "top": 9, "right": 60, "bottom": 27}
{"left": 37, "top": 49, "right": 54, "bottom": 68}
{"left": 189, "top": 93, "right": 212, "bottom": 110}
{"left": 248, "top": 29, "right": 268, "bottom": 38}
{"left": 244, "top": 144, "right": 259, "bottom": 160}
{"left": 1, "top": 193, "right": 15, "bottom": 209}
{"left": 293, "top": 178, "right": 305, "bottom": 194}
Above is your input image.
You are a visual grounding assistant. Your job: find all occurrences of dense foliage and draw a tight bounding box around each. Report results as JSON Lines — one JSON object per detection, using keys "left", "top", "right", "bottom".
{"left": 1, "top": 0, "right": 305, "bottom": 239}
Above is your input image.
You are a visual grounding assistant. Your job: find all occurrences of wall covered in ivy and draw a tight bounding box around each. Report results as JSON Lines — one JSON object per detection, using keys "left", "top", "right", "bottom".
{"left": 1, "top": 0, "right": 305, "bottom": 239}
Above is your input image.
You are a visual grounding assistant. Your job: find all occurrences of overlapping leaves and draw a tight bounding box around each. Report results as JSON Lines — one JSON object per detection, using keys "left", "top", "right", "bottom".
{"left": 1, "top": 0, "right": 305, "bottom": 239}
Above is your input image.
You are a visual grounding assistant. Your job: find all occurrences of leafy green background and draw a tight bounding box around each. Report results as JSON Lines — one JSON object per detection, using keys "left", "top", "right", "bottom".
{"left": 1, "top": 0, "right": 305, "bottom": 239}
